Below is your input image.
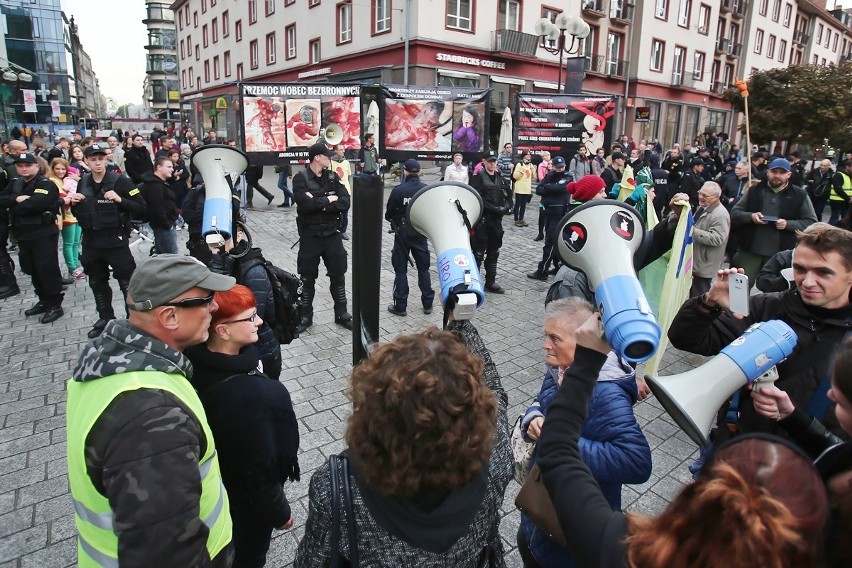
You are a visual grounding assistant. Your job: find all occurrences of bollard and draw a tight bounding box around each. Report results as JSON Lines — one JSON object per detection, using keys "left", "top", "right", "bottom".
{"left": 351, "top": 173, "right": 384, "bottom": 365}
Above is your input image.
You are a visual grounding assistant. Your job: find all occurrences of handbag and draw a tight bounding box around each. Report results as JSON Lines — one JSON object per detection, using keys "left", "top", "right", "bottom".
{"left": 330, "top": 454, "right": 359, "bottom": 568}
{"left": 510, "top": 414, "right": 537, "bottom": 484}
{"left": 515, "top": 463, "right": 568, "bottom": 547}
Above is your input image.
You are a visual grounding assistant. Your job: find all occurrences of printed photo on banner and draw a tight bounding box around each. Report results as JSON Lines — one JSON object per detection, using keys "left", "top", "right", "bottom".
{"left": 243, "top": 96, "right": 288, "bottom": 151}
{"left": 385, "top": 99, "right": 453, "bottom": 152}
{"left": 515, "top": 94, "right": 615, "bottom": 159}
{"left": 452, "top": 102, "right": 485, "bottom": 153}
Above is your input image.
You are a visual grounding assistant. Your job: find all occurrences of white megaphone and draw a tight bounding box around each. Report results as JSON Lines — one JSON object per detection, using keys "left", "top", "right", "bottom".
{"left": 556, "top": 200, "right": 660, "bottom": 362}
{"left": 322, "top": 123, "right": 344, "bottom": 146}
{"left": 646, "top": 320, "right": 798, "bottom": 448}
{"left": 407, "top": 181, "right": 485, "bottom": 317}
{"left": 192, "top": 144, "right": 248, "bottom": 247}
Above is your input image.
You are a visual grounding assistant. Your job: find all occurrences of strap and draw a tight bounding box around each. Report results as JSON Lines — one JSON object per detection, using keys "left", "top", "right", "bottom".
{"left": 330, "top": 455, "right": 341, "bottom": 568}
{"left": 725, "top": 390, "right": 741, "bottom": 433}
{"left": 805, "top": 329, "right": 852, "bottom": 419}
{"left": 197, "top": 373, "right": 242, "bottom": 395}
{"left": 454, "top": 199, "right": 472, "bottom": 233}
{"left": 341, "top": 456, "right": 359, "bottom": 567}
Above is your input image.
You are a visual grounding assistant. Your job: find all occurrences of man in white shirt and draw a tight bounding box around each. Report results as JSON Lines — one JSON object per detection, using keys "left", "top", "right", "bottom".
{"left": 444, "top": 153, "right": 469, "bottom": 184}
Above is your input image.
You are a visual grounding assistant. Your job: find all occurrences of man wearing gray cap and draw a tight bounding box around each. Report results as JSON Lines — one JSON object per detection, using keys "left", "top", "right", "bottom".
{"left": 66, "top": 254, "right": 236, "bottom": 567}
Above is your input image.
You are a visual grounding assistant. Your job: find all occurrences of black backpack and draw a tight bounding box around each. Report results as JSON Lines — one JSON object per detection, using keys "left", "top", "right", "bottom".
{"left": 238, "top": 256, "right": 302, "bottom": 344}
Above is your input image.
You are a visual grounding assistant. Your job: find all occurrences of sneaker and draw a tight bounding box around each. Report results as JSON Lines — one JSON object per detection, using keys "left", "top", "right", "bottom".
{"left": 514, "top": 221, "right": 524, "bottom": 227}
{"left": 387, "top": 304, "right": 407, "bottom": 317}
{"left": 520, "top": 220, "right": 529, "bottom": 227}
{"left": 71, "top": 267, "right": 86, "bottom": 280}
{"left": 423, "top": 305, "right": 433, "bottom": 315}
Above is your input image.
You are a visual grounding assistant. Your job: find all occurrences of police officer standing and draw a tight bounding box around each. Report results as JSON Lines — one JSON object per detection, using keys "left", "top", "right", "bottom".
{"left": 470, "top": 151, "right": 512, "bottom": 294}
{"left": 68, "top": 143, "right": 148, "bottom": 338}
{"left": 0, "top": 141, "right": 26, "bottom": 299}
{"left": 527, "top": 155, "right": 571, "bottom": 281}
{"left": 385, "top": 159, "right": 435, "bottom": 316}
{"left": 293, "top": 143, "right": 352, "bottom": 333}
{"left": 0, "top": 152, "right": 64, "bottom": 322}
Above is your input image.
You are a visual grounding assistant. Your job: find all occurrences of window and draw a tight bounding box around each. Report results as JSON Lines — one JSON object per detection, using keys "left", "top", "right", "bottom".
{"left": 223, "top": 11, "right": 229, "bottom": 36}
{"left": 310, "top": 0, "right": 320, "bottom": 5}
{"left": 673, "top": 45, "right": 686, "bottom": 82}
{"left": 447, "top": 0, "right": 473, "bottom": 31}
{"left": 236, "top": 20, "right": 242, "bottom": 41}
{"left": 767, "top": 34, "right": 775, "bottom": 58}
{"left": 249, "top": 0, "right": 257, "bottom": 24}
{"left": 693, "top": 51, "right": 705, "bottom": 80}
{"left": 540, "top": 7, "right": 561, "bottom": 47}
{"left": 180, "top": 39, "right": 185, "bottom": 59}
{"left": 250, "top": 40, "right": 259, "bottom": 69}
{"left": 182, "top": 69, "right": 187, "bottom": 88}
{"left": 771, "top": 0, "right": 780, "bottom": 22}
{"left": 286, "top": 0, "right": 295, "bottom": 5}
{"left": 374, "top": 0, "right": 391, "bottom": 34}
{"left": 606, "top": 32, "right": 622, "bottom": 75}
{"left": 212, "top": 18, "right": 218, "bottom": 42}
{"left": 778, "top": 39, "right": 786, "bottom": 62}
{"left": 677, "top": 0, "right": 690, "bottom": 27}
{"left": 783, "top": 4, "right": 791, "bottom": 26}
{"left": 697, "top": 4, "right": 709, "bottom": 34}
{"left": 202, "top": 24, "right": 208, "bottom": 47}
{"left": 499, "top": 0, "right": 521, "bottom": 31}
{"left": 833, "top": 34, "right": 838, "bottom": 52}
{"left": 286, "top": 24, "right": 296, "bottom": 59}
{"left": 730, "top": 22, "right": 739, "bottom": 44}
{"left": 655, "top": 0, "right": 667, "bottom": 19}
{"left": 202, "top": 0, "right": 207, "bottom": 13}
{"left": 610, "top": 0, "right": 629, "bottom": 19}
{"left": 710, "top": 59, "right": 719, "bottom": 83}
{"left": 236, "top": 63, "right": 243, "bottom": 81}
{"left": 178, "top": 10, "right": 183, "bottom": 30}
{"left": 813, "top": 54, "right": 819, "bottom": 65}
{"left": 195, "top": 45, "right": 200, "bottom": 61}
{"left": 266, "top": 0, "right": 276, "bottom": 15}
{"left": 213, "top": 55, "right": 220, "bottom": 80}
{"left": 204, "top": 60, "right": 210, "bottom": 82}
{"left": 193, "top": 11, "right": 198, "bottom": 26}
{"left": 663, "top": 104, "right": 681, "bottom": 148}
{"left": 816, "top": 24, "right": 823, "bottom": 43}
{"left": 723, "top": 63, "right": 733, "bottom": 86}
{"left": 650, "top": 39, "right": 665, "bottom": 71}
{"left": 824, "top": 29, "right": 831, "bottom": 48}
{"left": 266, "top": 33, "right": 276, "bottom": 64}
{"left": 310, "top": 38, "right": 321, "bottom": 63}
{"left": 188, "top": 66, "right": 193, "bottom": 86}
{"left": 338, "top": 2, "right": 353, "bottom": 44}
{"left": 224, "top": 51, "right": 231, "bottom": 76}
{"left": 758, "top": 0, "right": 767, "bottom": 15}
{"left": 754, "top": 28, "right": 763, "bottom": 53}
{"left": 578, "top": 25, "right": 597, "bottom": 56}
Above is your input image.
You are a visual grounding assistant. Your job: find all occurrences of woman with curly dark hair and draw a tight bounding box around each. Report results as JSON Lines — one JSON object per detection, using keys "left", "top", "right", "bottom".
{"left": 295, "top": 325, "right": 512, "bottom": 566}
{"left": 536, "top": 312, "right": 829, "bottom": 568}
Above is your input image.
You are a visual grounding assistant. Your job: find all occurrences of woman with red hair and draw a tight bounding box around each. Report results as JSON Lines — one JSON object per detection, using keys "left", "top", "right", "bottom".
{"left": 185, "top": 284, "right": 300, "bottom": 568}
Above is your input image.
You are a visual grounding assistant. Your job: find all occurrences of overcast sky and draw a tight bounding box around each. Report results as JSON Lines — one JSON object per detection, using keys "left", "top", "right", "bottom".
{"left": 61, "top": 0, "right": 148, "bottom": 106}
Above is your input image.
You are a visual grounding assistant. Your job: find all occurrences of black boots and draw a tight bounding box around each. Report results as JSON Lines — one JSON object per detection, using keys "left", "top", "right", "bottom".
{"left": 89, "top": 288, "right": 116, "bottom": 339}
{"left": 0, "top": 256, "right": 19, "bottom": 300}
{"left": 295, "top": 278, "right": 315, "bottom": 334}
{"left": 331, "top": 280, "right": 353, "bottom": 330}
{"left": 483, "top": 253, "right": 504, "bottom": 294}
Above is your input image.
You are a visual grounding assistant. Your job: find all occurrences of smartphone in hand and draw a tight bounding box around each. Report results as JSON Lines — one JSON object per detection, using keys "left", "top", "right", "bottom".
{"left": 729, "top": 273, "right": 750, "bottom": 316}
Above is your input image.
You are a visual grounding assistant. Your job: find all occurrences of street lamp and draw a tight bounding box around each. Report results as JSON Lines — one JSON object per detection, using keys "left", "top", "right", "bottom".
{"left": 1, "top": 68, "right": 34, "bottom": 137}
{"left": 535, "top": 13, "right": 591, "bottom": 93}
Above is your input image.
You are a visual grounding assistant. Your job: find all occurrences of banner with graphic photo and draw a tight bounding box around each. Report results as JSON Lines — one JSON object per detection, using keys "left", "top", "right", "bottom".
{"left": 239, "top": 82, "right": 362, "bottom": 165}
{"left": 514, "top": 94, "right": 616, "bottom": 161}
{"left": 379, "top": 85, "right": 491, "bottom": 163}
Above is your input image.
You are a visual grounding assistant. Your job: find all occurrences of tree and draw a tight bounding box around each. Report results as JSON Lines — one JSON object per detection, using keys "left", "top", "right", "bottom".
{"left": 723, "top": 61, "right": 852, "bottom": 151}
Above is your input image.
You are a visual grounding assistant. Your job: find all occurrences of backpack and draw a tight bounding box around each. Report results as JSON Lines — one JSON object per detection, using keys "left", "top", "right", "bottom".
{"left": 238, "top": 255, "right": 302, "bottom": 344}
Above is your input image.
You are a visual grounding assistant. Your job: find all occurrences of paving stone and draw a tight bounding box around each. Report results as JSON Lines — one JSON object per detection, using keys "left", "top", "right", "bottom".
{"left": 0, "top": 524, "right": 47, "bottom": 563}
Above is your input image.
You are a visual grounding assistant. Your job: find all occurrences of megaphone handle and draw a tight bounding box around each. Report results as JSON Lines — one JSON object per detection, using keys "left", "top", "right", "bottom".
{"left": 751, "top": 366, "right": 779, "bottom": 393}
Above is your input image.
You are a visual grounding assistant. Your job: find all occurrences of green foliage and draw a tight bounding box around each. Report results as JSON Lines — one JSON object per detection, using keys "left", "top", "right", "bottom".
{"left": 722, "top": 61, "right": 852, "bottom": 149}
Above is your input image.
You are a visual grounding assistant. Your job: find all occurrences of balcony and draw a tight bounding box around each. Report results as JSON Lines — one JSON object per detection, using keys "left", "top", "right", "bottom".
{"left": 671, "top": 72, "right": 697, "bottom": 88}
{"left": 716, "top": 37, "right": 729, "bottom": 53}
{"left": 793, "top": 30, "right": 809, "bottom": 45}
{"left": 842, "top": 52, "right": 852, "bottom": 62}
{"left": 713, "top": 81, "right": 729, "bottom": 95}
{"left": 721, "top": 0, "right": 732, "bottom": 12}
{"left": 587, "top": 54, "right": 628, "bottom": 77}
{"left": 493, "top": 29, "right": 540, "bottom": 57}
{"left": 731, "top": 0, "right": 748, "bottom": 19}
{"left": 581, "top": 0, "right": 606, "bottom": 18}
{"left": 609, "top": 0, "right": 634, "bottom": 25}
{"left": 727, "top": 42, "right": 743, "bottom": 57}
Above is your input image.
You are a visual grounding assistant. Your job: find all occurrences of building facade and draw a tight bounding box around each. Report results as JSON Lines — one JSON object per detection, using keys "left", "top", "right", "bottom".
{"left": 170, "top": 0, "right": 852, "bottom": 152}
{"left": 145, "top": 0, "right": 180, "bottom": 121}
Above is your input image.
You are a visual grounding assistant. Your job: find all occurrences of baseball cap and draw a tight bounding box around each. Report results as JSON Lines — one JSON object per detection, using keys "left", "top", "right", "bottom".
{"left": 127, "top": 254, "right": 235, "bottom": 312}
{"left": 84, "top": 143, "right": 109, "bottom": 157}
{"left": 308, "top": 143, "right": 334, "bottom": 161}
{"left": 552, "top": 156, "right": 567, "bottom": 167}
{"left": 403, "top": 158, "right": 421, "bottom": 172}
{"left": 690, "top": 157, "right": 705, "bottom": 167}
{"left": 768, "top": 158, "right": 791, "bottom": 172}
{"left": 12, "top": 153, "right": 36, "bottom": 164}
{"left": 484, "top": 151, "right": 498, "bottom": 161}
{"left": 610, "top": 151, "right": 626, "bottom": 161}
{"left": 648, "top": 152, "right": 660, "bottom": 167}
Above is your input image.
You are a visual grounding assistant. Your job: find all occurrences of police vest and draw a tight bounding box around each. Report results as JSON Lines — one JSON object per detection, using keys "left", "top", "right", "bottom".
{"left": 66, "top": 371, "right": 231, "bottom": 567}
{"left": 75, "top": 172, "right": 128, "bottom": 231}
{"left": 9, "top": 176, "right": 57, "bottom": 228}
{"left": 829, "top": 173, "right": 852, "bottom": 202}
{"left": 296, "top": 171, "right": 342, "bottom": 233}
{"left": 476, "top": 170, "right": 507, "bottom": 216}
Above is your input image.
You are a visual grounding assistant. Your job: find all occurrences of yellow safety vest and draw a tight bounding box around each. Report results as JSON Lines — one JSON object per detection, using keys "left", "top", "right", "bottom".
{"left": 829, "top": 172, "right": 852, "bottom": 202}
{"left": 66, "top": 371, "right": 231, "bottom": 567}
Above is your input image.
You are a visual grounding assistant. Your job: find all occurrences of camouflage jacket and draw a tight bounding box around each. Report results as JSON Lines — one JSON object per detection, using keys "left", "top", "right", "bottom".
{"left": 71, "top": 319, "right": 232, "bottom": 568}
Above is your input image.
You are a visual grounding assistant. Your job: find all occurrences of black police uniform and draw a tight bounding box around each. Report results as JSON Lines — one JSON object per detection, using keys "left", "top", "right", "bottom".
{"left": 1, "top": 169, "right": 63, "bottom": 321}
{"left": 470, "top": 166, "right": 512, "bottom": 293}
{"left": 0, "top": 155, "right": 19, "bottom": 299}
{"left": 292, "top": 166, "right": 352, "bottom": 330}
{"left": 385, "top": 172, "right": 435, "bottom": 314}
{"left": 529, "top": 168, "right": 571, "bottom": 279}
{"left": 73, "top": 170, "right": 147, "bottom": 337}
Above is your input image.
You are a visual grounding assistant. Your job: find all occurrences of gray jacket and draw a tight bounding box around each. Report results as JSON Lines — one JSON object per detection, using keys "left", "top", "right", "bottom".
{"left": 692, "top": 202, "right": 730, "bottom": 278}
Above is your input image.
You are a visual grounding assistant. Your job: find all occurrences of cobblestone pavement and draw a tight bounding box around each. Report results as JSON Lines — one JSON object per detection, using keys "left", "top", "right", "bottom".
{"left": 0, "top": 168, "right": 709, "bottom": 567}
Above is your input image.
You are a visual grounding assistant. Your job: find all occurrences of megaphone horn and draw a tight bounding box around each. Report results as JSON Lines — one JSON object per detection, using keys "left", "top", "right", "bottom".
{"left": 646, "top": 320, "right": 797, "bottom": 449}
{"left": 191, "top": 144, "right": 249, "bottom": 246}
{"left": 407, "top": 181, "right": 486, "bottom": 312}
{"left": 322, "top": 123, "right": 344, "bottom": 146}
{"left": 556, "top": 200, "right": 659, "bottom": 363}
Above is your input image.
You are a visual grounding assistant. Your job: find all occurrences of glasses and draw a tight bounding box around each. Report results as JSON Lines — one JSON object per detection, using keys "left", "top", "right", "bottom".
{"left": 220, "top": 310, "right": 258, "bottom": 325}
{"left": 161, "top": 293, "right": 215, "bottom": 309}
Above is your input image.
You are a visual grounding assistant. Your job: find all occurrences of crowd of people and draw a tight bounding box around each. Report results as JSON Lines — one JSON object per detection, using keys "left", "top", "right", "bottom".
{"left": 2, "top": 125, "right": 852, "bottom": 568}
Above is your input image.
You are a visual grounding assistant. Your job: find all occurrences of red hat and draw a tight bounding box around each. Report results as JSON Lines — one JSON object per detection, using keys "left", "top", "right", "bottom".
{"left": 568, "top": 175, "right": 606, "bottom": 202}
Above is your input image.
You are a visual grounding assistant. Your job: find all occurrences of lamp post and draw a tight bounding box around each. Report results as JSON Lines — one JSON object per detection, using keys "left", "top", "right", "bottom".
{"left": 1, "top": 68, "right": 33, "bottom": 135}
{"left": 534, "top": 13, "right": 591, "bottom": 93}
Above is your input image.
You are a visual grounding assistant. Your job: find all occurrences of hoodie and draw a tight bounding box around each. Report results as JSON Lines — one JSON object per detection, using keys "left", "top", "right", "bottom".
{"left": 139, "top": 170, "right": 178, "bottom": 229}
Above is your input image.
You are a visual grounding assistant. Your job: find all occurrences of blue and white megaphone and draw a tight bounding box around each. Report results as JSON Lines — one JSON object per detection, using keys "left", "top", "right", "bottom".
{"left": 646, "top": 320, "right": 798, "bottom": 448}
{"left": 191, "top": 144, "right": 248, "bottom": 248}
{"left": 556, "top": 200, "right": 660, "bottom": 362}
{"left": 407, "top": 181, "right": 485, "bottom": 318}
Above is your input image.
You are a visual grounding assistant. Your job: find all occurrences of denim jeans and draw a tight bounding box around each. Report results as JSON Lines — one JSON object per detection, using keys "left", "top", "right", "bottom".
{"left": 152, "top": 225, "right": 178, "bottom": 254}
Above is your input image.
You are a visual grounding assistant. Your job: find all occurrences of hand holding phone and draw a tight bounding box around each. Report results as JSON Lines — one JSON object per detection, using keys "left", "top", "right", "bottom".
{"left": 728, "top": 273, "right": 750, "bottom": 317}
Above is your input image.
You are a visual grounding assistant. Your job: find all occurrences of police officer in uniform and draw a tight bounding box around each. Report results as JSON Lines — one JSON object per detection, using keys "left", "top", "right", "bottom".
{"left": 527, "top": 155, "right": 571, "bottom": 281}
{"left": 470, "top": 150, "right": 512, "bottom": 294}
{"left": 385, "top": 159, "right": 435, "bottom": 316}
{"left": 68, "top": 143, "right": 147, "bottom": 338}
{"left": 0, "top": 152, "right": 64, "bottom": 322}
{"left": 0, "top": 141, "right": 26, "bottom": 299}
{"left": 293, "top": 143, "right": 352, "bottom": 333}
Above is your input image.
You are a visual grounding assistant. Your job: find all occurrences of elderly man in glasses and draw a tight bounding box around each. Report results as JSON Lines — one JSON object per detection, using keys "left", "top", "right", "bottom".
{"left": 66, "top": 254, "right": 237, "bottom": 567}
